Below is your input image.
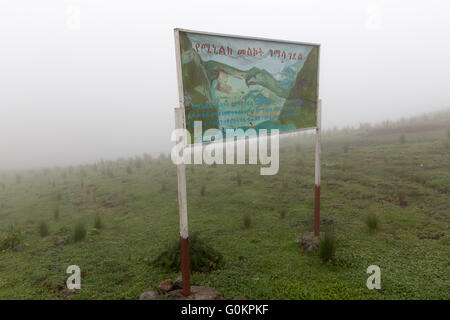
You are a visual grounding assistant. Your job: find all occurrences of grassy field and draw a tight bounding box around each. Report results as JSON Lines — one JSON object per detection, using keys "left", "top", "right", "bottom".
{"left": 0, "top": 112, "right": 449, "bottom": 299}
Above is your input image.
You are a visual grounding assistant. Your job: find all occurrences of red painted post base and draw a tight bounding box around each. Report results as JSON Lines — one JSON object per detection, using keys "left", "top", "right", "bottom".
{"left": 314, "top": 185, "right": 320, "bottom": 236}
{"left": 180, "top": 236, "right": 191, "bottom": 297}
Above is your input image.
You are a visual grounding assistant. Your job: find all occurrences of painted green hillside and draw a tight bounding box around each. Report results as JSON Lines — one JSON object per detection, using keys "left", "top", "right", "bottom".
{"left": 280, "top": 46, "right": 319, "bottom": 129}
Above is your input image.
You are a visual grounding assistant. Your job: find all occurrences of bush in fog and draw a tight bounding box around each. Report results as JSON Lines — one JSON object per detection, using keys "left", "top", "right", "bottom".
{"left": 73, "top": 223, "right": 87, "bottom": 242}
{"left": 443, "top": 139, "right": 450, "bottom": 151}
{"left": 53, "top": 207, "right": 60, "bottom": 221}
{"left": 134, "top": 157, "right": 143, "bottom": 169}
{"left": 126, "top": 166, "right": 133, "bottom": 174}
{"left": 0, "top": 226, "right": 21, "bottom": 250}
{"left": 343, "top": 143, "right": 349, "bottom": 153}
{"left": 38, "top": 221, "right": 49, "bottom": 237}
{"left": 94, "top": 215, "right": 103, "bottom": 229}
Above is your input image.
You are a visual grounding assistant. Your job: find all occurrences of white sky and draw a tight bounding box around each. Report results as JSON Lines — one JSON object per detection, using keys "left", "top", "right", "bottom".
{"left": 0, "top": 0, "right": 449, "bottom": 169}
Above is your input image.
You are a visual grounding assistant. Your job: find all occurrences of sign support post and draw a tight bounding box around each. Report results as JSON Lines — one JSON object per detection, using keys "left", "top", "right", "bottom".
{"left": 314, "top": 99, "right": 322, "bottom": 237}
{"left": 174, "top": 108, "right": 191, "bottom": 297}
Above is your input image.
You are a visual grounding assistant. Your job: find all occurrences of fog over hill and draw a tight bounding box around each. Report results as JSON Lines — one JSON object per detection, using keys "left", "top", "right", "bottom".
{"left": 1, "top": 0, "right": 449, "bottom": 169}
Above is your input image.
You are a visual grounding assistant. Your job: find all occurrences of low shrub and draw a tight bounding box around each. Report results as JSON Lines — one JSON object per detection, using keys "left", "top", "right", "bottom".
{"left": 365, "top": 212, "right": 380, "bottom": 233}
{"left": 200, "top": 184, "right": 206, "bottom": 196}
{"left": 38, "top": 221, "right": 49, "bottom": 237}
{"left": 319, "top": 233, "right": 336, "bottom": 263}
{"left": 54, "top": 207, "right": 60, "bottom": 221}
{"left": 94, "top": 215, "right": 103, "bottom": 229}
{"left": 243, "top": 213, "right": 252, "bottom": 229}
{"left": 280, "top": 208, "right": 287, "bottom": 220}
{"left": 73, "top": 222, "right": 86, "bottom": 242}
{"left": 152, "top": 233, "right": 223, "bottom": 272}
{"left": 397, "top": 190, "right": 408, "bottom": 206}
{"left": 343, "top": 143, "right": 349, "bottom": 153}
{"left": 0, "top": 226, "right": 21, "bottom": 250}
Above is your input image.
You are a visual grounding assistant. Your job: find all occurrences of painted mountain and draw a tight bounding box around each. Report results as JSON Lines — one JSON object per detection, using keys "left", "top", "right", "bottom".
{"left": 177, "top": 31, "right": 319, "bottom": 143}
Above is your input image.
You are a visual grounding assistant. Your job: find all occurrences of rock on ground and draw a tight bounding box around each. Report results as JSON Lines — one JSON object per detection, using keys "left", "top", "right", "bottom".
{"left": 140, "top": 290, "right": 160, "bottom": 300}
{"left": 296, "top": 231, "right": 324, "bottom": 253}
{"left": 173, "top": 275, "right": 183, "bottom": 290}
{"left": 168, "top": 286, "right": 225, "bottom": 300}
{"left": 156, "top": 279, "right": 174, "bottom": 294}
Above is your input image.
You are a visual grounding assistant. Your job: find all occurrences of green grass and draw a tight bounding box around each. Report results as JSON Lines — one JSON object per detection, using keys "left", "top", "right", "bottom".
{"left": 0, "top": 113, "right": 449, "bottom": 299}
{"left": 365, "top": 212, "right": 381, "bottom": 233}
{"left": 38, "top": 221, "right": 49, "bottom": 237}
{"left": 243, "top": 213, "right": 252, "bottom": 229}
{"left": 72, "top": 223, "right": 86, "bottom": 242}
{"left": 319, "top": 233, "right": 336, "bottom": 263}
{"left": 94, "top": 215, "right": 103, "bottom": 230}
{"left": 152, "top": 233, "right": 223, "bottom": 273}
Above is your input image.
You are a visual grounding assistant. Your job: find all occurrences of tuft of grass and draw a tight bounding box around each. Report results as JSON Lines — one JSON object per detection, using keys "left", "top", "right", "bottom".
{"left": 200, "top": 184, "right": 206, "bottom": 196}
{"left": 126, "top": 166, "right": 133, "bottom": 174}
{"left": 279, "top": 208, "right": 287, "bottom": 220}
{"left": 365, "top": 212, "right": 380, "bottom": 233}
{"left": 161, "top": 182, "right": 168, "bottom": 192}
{"left": 53, "top": 207, "right": 60, "bottom": 221}
{"left": 400, "top": 133, "right": 406, "bottom": 144}
{"left": 282, "top": 179, "right": 289, "bottom": 191}
{"left": 236, "top": 172, "right": 242, "bottom": 186}
{"left": 152, "top": 233, "right": 223, "bottom": 273}
{"left": 73, "top": 222, "right": 87, "bottom": 242}
{"left": 319, "top": 233, "right": 336, "bottom": 263}
{"left": 0, "top": 226, "right": 21, "bottom": 250}
{"left": 343, "top": 143, "right": 349, "bottom": 153}
{"left": 243, "top": 213, "right": 252, "bottom": 229}
{"left": 94, "top": 215, "right": 103, "bottom": 229}
{"left": 443, "top": 139, "right": 450, "bottom": 151}
{"left": 397, "top": 190, "right": 408, "bottom": 206}
{"left": 38, "top": 221, "right": 49, "bottom": 237}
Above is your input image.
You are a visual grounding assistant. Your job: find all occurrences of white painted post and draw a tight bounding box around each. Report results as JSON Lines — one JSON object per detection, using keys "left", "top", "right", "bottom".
{"left": 174, "top": 108, "right": 191, "bottom": 297}
{"left": 314, "top": 99, "right": 322, "bottom": 236}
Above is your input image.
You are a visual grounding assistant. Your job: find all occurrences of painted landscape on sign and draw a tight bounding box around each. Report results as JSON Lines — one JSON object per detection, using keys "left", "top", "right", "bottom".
{"left": 177, "top": 31, "right": 319, "bottom": 143}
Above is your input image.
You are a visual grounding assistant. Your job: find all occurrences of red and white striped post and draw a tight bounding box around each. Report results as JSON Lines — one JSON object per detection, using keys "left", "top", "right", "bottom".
{"left": 314, "top": 100, "right": 322, "bottom": 237}
{"left": 174, "top": 108, "right": 191, "bottom": 297}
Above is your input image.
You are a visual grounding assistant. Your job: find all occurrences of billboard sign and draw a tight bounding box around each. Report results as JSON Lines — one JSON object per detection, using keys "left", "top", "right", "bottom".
{"left": 174, "top": 29, "right": 320, "bottom": 144}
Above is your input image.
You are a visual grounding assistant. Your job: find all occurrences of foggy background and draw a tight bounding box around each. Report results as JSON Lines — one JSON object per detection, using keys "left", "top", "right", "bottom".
{"left": 0, "top": 0, "right": 449, "bottom": 169}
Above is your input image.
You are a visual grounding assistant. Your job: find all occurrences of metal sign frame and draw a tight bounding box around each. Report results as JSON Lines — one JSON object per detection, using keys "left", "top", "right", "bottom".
{"left": 174, "top": 28, "right": 321, "bottom": 146}
{"left": 173, "top": 28, "right": 322, "bottom": 297}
